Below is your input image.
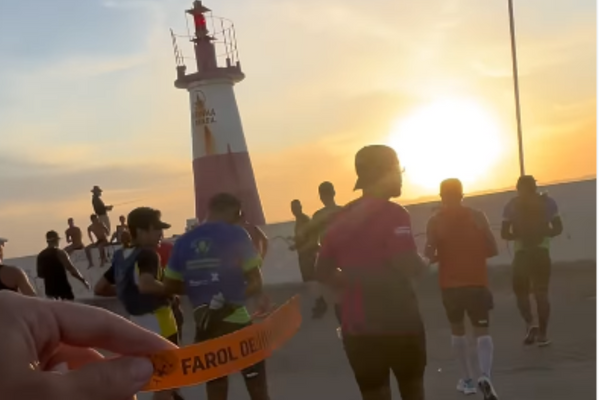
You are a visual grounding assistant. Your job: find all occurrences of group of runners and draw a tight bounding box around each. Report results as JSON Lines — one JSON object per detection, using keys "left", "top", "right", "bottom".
{"left": 0, "top": 144, "right": 564, "bottom": 400}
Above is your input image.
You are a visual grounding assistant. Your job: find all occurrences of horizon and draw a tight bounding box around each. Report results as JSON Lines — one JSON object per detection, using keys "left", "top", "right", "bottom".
{"left": 0, "top": 0, "right": 596, "bottom": 257}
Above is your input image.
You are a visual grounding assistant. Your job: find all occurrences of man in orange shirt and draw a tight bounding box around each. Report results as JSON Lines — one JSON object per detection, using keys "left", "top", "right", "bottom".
{"left": 425, "top": 179, "right": 499, "bottom": 400}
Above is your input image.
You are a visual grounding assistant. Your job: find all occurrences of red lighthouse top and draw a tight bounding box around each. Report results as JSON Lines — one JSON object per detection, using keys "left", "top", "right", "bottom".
{"left": 171, "top": 1, "right": 244, "bottom": 89}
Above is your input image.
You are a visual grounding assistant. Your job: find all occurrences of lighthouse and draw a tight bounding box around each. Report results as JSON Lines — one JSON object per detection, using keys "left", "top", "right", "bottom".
{"left": 171, "top": 1, "right": 265, "bottom": 225}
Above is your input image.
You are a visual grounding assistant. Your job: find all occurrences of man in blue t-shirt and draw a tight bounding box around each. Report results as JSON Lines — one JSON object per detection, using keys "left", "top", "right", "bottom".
{"left": 164, "top": 193, "right": 270, "bottom": 400}
{"left": 501, "top": 175, "right": 563, "bottom": 347}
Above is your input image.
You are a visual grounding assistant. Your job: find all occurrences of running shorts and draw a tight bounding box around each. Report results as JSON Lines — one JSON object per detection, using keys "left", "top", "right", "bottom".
{"left": 194, "top": 318, "right": 267, "bottom": 382}
{"left": 129, "top": 305, "right": 178, "bottom": 340}
{"left": 512, "top": 247, "right": 551, "bottom": 295}
{"left": 343, "top": 332, "right": 426, "bottom": 398}
{"left": 441, "top": 286, "right": 493, "bottom": 328}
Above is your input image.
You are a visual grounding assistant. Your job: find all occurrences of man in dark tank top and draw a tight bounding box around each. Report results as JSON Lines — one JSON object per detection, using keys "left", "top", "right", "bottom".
{"left": 36, "top": 231, "right": 89, "bottom": 300}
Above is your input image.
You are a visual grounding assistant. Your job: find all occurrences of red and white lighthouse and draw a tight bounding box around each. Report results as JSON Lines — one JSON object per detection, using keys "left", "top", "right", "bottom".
{"left": 171, "top": 1, "right": 265, "bottom": 225}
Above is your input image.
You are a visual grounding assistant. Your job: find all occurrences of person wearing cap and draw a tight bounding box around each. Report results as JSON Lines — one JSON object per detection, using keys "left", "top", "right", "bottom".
{"left": 36, "top": 231, "right": 89, "bottom": 300}
{"left": 163, "top": 193, "right": 271, "bottom": 400}
{"left": 94, "top": 207, "right": 181, "bottom": 400}
{"left": 501, "top": 175, "right": 563, "bottom": 347}
{"left": 316, "top": 145, "right": 427, "bottom": 400}
{"left": 424, "top": 178, "right": 498, "bottom": 399}
{"left": 91, "top": 185, "right": 113, "bottom": 234}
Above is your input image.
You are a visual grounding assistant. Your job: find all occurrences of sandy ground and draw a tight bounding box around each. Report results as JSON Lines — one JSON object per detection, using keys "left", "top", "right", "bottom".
{"left": 87, "top": 262, "right": 596, "bottom": 400}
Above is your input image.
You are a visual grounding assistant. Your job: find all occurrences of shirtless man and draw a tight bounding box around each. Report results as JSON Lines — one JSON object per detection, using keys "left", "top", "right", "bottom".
{"left": 87, "top": 214, "right": 109, "bottom": 268}
{"left": 0, "top": 239, "right": 36, "bottom": 295}
{"left": 64, "top": 218, "right": 94, "bottom": 266}
{"left": 111, "top": 215, "right": 129, "bottom": 244}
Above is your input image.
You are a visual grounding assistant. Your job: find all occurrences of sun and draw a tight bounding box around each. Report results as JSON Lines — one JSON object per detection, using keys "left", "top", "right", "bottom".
{"left": 388, "top": 98, "right": 505, "bottom": 191}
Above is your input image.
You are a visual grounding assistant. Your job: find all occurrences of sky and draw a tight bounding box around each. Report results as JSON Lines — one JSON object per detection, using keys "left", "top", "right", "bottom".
{"left": 0, "top": 0, "right": 596, "bottom": 257}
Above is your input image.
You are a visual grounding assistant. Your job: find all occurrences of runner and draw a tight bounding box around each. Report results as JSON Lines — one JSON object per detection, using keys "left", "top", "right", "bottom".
{"left": 163, "top": 193, "right": 271, "bottom": 400}
{"left": 501, "top": 175, "right": 563, "bottom": 347}
{"left": 289, "top": 199, "right": 322, "bottom": 318}
{"left": 37, "top": 230, "right": 89, "bottom": 300}
{"left": 111, "top": 215, "right": 129, "bottom": 244}
{"left": 237, "top": 210, "right": 272, "bottom": 317}
{"left": 424, "top": 178, "right": 499, "bottom": 399}
{"left": 316, "top": 145, "right": 427, "bottom": 400}
{"left": 93, "top": 207, "right": 181, "bottom": 400}
{"left": 306, "top": 181, "right": 344, "bottom": 320}
{"left": 64, "top": 217, "right": 94, "bottom": 266}
{"left": 87, "top": 214, "right": 109, "bottom": 268}
{"left": 91, "top": 185, "right": 113, "bottom": 233}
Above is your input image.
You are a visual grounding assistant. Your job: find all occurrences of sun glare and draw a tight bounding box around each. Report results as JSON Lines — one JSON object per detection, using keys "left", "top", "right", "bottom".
{"left": 388, "top": 98, "right": 505, "bottom": 191}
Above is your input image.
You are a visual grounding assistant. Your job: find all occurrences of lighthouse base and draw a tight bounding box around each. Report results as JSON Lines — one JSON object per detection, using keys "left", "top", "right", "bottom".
{"left": 192, "top": 151, "right": 265, "bottom": 225}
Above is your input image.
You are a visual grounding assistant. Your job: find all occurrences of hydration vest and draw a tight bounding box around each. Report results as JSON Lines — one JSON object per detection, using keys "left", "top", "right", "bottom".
{"left": 113, "top": 248, "right": 170, "bottom": 316}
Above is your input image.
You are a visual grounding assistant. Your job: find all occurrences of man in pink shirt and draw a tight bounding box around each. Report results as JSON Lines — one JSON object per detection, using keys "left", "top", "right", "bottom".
{"left": 316, "top": 145, "right": 427, "bottom": 400}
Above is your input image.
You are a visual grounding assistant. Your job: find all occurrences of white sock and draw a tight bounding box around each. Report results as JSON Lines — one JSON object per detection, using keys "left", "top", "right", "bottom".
{"left": 451, "top": 335, "right": 472, "bottom": 380}
{"left": 477, "top": 335, "right": 494, "bottom": 378}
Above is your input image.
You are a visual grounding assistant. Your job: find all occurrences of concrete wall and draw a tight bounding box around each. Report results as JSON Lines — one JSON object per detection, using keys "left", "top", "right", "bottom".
{"left": 7, "top": 179, "right": 596, "bottom": 299}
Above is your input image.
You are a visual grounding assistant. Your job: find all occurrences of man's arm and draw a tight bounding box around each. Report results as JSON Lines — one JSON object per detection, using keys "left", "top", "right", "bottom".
{"left": 136, "top": 249, "right": 167, "bottom": 296}
{"left": 57, "top": 250, "right": 89, "bottom": 289}
{"left": 546, "top": 197, "right": 563, "bottom": 237}
{"left": 423, "top": 215, "right": 438, "bottom": 263}
{"left": 14, "top": 268, "right": 36, "bottom": 296}
{"left": 236, "top": 228, "right": 264, "bottom": 298}
{"left": 255, "top": 226, "right": 269, "bottom": 259}
{"left": 386, "top": 208, "right": 427, "bottom": 278}
{"left": 36, "top": 256, "right": 44, "bottom": 279}
{"left": 500, "top": 200, "right": 516, "bottom": 241}
{"left": 65, "top": 230, "right": 72, "bottom": 244}
{"left": 474, "top": 210, "right": 499, "bottom": 258}
{"left": 94, "top": 265, "right": 116, "bottom": 297}
{"left": 164, "top": 241, "right": 186, "bottom": 296}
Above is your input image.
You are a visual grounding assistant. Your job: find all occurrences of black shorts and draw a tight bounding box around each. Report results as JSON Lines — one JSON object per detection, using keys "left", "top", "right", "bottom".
{"left": 343, "top": 333, "right": 426, "bottom": 399}
{"left": 442, "top": 286, "right": 493, "bottom": 328}
{"left": 512, "top": 247, "right": 551, "bottom": 295}
{"left": 194, "top": 318, "right": 266, "bottom": 381}
{"left": 298, "top": 252, "right": 317, "bottom": 282}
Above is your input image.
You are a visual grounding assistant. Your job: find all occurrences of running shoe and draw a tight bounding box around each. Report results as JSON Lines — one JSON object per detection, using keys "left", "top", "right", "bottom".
{"left": 456, "top": 379, "right": 477, "bottom": 395}
{"left": 523, "top": 326, "right": 539, "bottom": 345}
{"left": 478, "top": 376, "right": 498, "bottom": 400}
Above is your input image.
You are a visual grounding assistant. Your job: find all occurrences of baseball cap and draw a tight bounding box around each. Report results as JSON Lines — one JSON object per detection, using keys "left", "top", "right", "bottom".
{"left": 353, "top": 145, "right": 401, "bottom": 190}
{"left": 46, "top": 230, "right": 60, "bottom": 241}
{"left": 127, "top": 207, "right": 171, "bottom": 232}
{"left": 440, "top": 178, "right": 463, "bottom": 195}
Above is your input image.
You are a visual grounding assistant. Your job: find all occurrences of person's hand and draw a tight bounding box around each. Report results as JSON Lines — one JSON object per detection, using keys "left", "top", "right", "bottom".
{"left": 0, "top": 291, "right": 177, "bottom": 400}
{"left": 107, "top": 205, "right": 114, "bottom": 211}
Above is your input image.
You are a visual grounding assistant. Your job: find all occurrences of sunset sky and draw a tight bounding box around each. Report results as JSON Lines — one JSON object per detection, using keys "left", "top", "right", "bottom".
{"left": 0, "top": 0, "right": 596, "bottom": 257}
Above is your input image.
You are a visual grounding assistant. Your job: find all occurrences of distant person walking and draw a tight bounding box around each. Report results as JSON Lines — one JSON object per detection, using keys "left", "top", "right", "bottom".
{"left": 289, "top": 199, "right": 323, "bottom": 318}
{"left": 37, "top": 231, "right": 90, "bottom": 300}
{"left": 300, "top": 181, "right": 344, "bottom": 320}
{"left": 425, "top": 178, "right": 499, "bottom": 399}
{"left": 316, "top": 145, "right": 427, "bottom": 400}
{"left": 501, "top": 175, "right": 563, "bottom": 347}
{"left": 91, "top": 185, "right": 113, "bottom": 234}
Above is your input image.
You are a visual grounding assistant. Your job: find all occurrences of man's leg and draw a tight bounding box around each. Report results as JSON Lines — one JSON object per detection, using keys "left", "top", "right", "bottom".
{"left": 512, "top": 252, "right": 537, "bottom": 344}
{"left": 531, "top": 249, "right": 552, "bottom": 346}
{"left": 64, "top": 244, "right": 74, "bottom": 254}
{"left": 241, "top": 361, "right": 270, "bottom": 400}
{"left": 343, "top": 335, "right": 392, "bottom": 400}
{"left": 389, "top": 333, "right": 427, "bottom": 400}
{"left": 85, "top": 245, "right": 94, "bottom": 269}
{"left": 467, "top": 288, "right": 498, "bottom": 400}
{"left": 442, "top": 289, "right": 475, "bottom": 394}
{"left": 98, "top": 241, "right": 107, "bottom": 265}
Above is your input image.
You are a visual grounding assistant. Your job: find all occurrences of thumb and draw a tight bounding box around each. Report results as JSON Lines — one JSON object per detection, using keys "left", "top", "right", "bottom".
{"left": 65, "top": 356, "right": 154, "bottom": 400}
